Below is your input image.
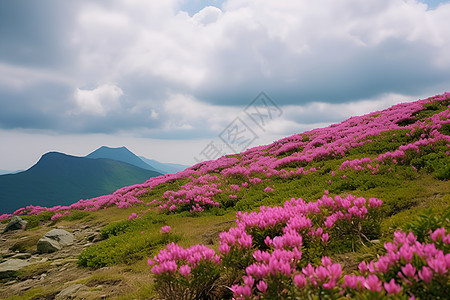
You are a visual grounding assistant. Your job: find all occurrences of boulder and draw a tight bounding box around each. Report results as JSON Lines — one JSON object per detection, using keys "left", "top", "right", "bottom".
{"left": 0, "top": 259, "right": 31, "bottom": 279}
{"left": 37, "top": 229, "right": 74, "bottom": 254}
{"left": 55, "top": 284, "right": 89, "bottom": 300}
{"left": 3, "top": 216, "right": 27, "bottom": 232}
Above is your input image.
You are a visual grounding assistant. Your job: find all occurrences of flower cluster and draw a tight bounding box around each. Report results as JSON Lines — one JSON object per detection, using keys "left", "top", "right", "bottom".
{"left": 149, "top": 193, "right": 449, "bottom": 299}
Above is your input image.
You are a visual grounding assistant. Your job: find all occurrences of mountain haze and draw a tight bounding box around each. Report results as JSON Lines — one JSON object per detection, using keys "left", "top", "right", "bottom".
{"left": 0, "top": 152, "right": 161, "bottom": 214}
{"left": 139, "top": 156, "right": 188, "bottom": 174}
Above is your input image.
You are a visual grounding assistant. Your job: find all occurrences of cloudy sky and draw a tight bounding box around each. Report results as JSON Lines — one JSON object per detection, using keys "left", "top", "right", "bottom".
{"left": 1, "top": 0, "right": 449, "bottom": 170}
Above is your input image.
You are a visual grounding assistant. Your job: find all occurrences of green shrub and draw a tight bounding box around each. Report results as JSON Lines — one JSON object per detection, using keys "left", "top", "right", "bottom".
{"left": 100, "top": 213, "right": 167, "bottom": 239}
{"left": 20, "top": 211, "right": 54, "bottom": 230}
{"left": 63, "top": 210, "right": 93, "bottom": 221}
{"left": 404, "top": 208, "right": 450, "bottom": 243}
{"left": 79, "top": 230, "right": 180, "bottom": 268}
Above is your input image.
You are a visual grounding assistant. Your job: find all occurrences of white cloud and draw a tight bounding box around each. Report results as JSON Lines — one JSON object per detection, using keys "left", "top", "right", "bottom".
{"left": 161, "top": 93, "right": 241, "bottom": 132}
{"left": 69, "top": 0, "right": 450, "bottom": 104}
{"left": 193, "top": 6, "right": 223, "bottom": 25}
{"left": 73, "top": 83, "right": 123, "bottom": 116}
{"left": 1, "top": 0, "right": 450, "bottom": 146}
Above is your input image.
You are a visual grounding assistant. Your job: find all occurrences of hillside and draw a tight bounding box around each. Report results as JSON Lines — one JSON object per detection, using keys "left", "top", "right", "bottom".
{"left": 0, "top": 93, "right": 449, "bottom": 299}
{"left": 86, "top": 146, "right": 162, "bottom": 173}
{"left": 0, "top": 152, "right": 162, "bottom": 214}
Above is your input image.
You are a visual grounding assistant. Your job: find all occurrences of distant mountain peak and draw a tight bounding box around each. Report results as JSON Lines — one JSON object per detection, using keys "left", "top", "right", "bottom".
{"left": 86, "top": 146, "right": 162, "bottom": 173}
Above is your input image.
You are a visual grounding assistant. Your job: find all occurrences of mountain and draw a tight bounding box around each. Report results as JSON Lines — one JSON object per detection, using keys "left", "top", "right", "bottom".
{"left": 0, "top": 169, "right": 23, "bottom": 175}
{"left": 139, "top": 156, "right": 188, "bottom": 174}
{"left": 0, "top": 152, "right": 161, "bottom": 214}
{"left": 86, "top": 146, "right": 162, "bottom": 173}
{"left": 0, "top": 169, "right": 12, "bottom": 175}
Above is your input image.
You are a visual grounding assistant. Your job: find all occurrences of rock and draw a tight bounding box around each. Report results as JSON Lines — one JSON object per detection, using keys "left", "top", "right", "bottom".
{"left": 3, "top": 216, "right": 28, "bottom": 232}
{"left": 11, "top": 252, "right": 32, "bottom": 259}
{"left": 55, "top": 284, "right": 89, "bottom": 300}
{"left": 37, "top": 229, "right": 74, "bottom": 254}
{"left": 0, "top": 259, "right": 31, "bottom": 279}
{"left": 0, "top": 249, "right": 14, "bottom": 258}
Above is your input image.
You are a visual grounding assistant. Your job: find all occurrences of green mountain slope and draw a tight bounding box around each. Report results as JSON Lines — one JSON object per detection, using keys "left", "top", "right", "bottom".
{"left": 0, "top": 152, "right": 161, "bottom": 214}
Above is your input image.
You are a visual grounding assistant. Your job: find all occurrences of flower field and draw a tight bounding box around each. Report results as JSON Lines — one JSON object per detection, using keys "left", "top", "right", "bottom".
{"left": 1, "top": 93, "right": 449, "bottom": 299}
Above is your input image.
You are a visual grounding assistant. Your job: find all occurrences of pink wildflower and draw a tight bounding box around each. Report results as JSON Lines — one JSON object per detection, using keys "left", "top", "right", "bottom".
{"left": 161, "top": 225, "right": 171, "bottom": 234}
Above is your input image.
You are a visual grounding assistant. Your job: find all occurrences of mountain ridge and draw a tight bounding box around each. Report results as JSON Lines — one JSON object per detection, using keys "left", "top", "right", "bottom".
{"left": 0, "top": 151, "right": 162, "bottom": 214}
{"left": 86, "top": 146, "right": 162, "bottom": 173}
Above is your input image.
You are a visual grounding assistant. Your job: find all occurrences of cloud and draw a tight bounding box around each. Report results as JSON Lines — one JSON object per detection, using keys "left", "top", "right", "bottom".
{"left": 73, "top": 84, "right": 124, "bottom": 116}
{"left": 0, "top": 0, "right": 449, "bottom": 138}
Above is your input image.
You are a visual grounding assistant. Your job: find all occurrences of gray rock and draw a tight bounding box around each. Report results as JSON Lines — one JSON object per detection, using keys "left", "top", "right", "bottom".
{"left": 11, "top": 252, "right": 32, "bottom": 259}
{"left": 3, "top": 216, "right": 28, "bottom": 232}
{"left": 37, "top": 229, "right": 74, "bottom": 254}
{"left": 0, "top": 259, "right": 31, "bottom": 279}
{"left": 55, "top": 284, "right": 89, "bottom": 300}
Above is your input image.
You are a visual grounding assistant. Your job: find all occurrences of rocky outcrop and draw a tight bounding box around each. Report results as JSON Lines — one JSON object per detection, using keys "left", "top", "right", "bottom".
{"left": 55, "top": 284, "right": 89, "bottom": 300}
{"left": 0, "top": 259, "right": 31, "bottom": 279}
{"left": 37, "top": 229, "right": 74, "bottom": 253}
{"left": 3, "top": 216, "right": 27, "bottom": 232}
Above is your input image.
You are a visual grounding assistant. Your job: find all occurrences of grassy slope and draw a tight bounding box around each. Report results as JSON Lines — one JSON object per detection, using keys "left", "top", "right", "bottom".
{"left": 3, "top": 95, "right": 449, "bottom": 299}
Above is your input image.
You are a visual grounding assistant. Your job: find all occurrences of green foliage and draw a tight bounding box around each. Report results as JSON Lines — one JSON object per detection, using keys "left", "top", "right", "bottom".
{"left": 100, "top": 220, "right": 131, "bottom": 239}
{"left": 404, "top": 208, "right": 450, "bottom": 243}
{"left": 63, "top": 210, "right": 94, "bottom": 222}
{"left": 20, "top": 211, "right": 54, "bottom": 230}
{"left": 412, "top": 150, "right": 450, "bottom": 180}
{"left": 80, "top": 212, "right": 173, "bottom": 268}
{"left": 78, "top": 230, "right": 180, "bottom": 268}
{"left": 100, "top": 213, "right": 167, "bottom": 239}
{"left": 153, "top": 260, "right": 221, "bottom": 300}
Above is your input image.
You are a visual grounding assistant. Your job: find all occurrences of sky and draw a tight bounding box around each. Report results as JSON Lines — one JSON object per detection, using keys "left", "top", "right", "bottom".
{"left": 0, "top": 0, "right": 449, "bottom": 170}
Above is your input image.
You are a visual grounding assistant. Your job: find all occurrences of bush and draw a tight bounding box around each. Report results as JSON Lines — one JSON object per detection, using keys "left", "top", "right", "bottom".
{"left": 149, "top": 195, "right": 450, "bottom": 300}
{"left": 79, "top": 230, "right": 180, "bottom": 268}
{"left": 404, "top": 208, "right": 450, "bottom": 243}
{"left": 20, "top": 211, "right": 54, "bottom": 230}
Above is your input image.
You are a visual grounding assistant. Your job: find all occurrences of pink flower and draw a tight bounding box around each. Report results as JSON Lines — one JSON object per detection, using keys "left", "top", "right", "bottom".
{"left": 343, "top": 275, "right": 364, "bottom": 290}
{"left": 418, "top": 266, "right": 433, "bottom": 283}
{"left": 384, "top": 279, "right": 402, "bottom": 294}
{"left": 400, "top": 264, "right": 416, "bottom": 278}
{"left": 161, "top": 225, "right": 171, "bottom": 234}
{"left": 358, "top": 261, "right": 368, "bottom": 274}
{"left": 328, "top": 263, "right": 342, "bottom": 280}
{"left": 243, "top": 275, "right": 255, "bottom": 287}
{"left": 219, "top": 243, "right": 231, "bottom": 254}
{"left": 430, "top": 227, "right": 445, "bottom": 242}
{"left": 264, "top": 186, "right": 274, "bottom": 193}
{"left": 321, "top": 256, "right": 332, "bottom": 267}
{"left": 238, "top": 233, "right": 253, "bottom": 248}
{"left": 293, "top": 274, "right": 307, "bottom": 288}
{"left": 179, "top": 264, "right": 191, "bottom": 277}
{"left": 364, "top": 275, "right": 382, "bottom": 292}
{"left": 256, "top": 280, "right": 268, "bottom": 293}
{"left": 321, "top": 233, "right": 329, "bottom": 243}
